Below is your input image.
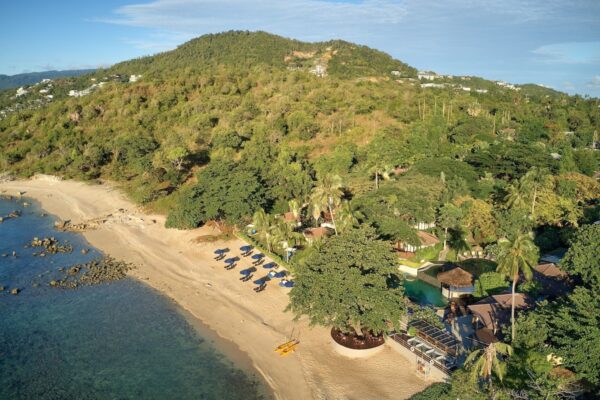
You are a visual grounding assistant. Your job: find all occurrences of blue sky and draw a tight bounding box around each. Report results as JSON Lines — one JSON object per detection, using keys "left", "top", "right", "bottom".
{"left": 1, "top": 0, "right": 600, "bottom": 96}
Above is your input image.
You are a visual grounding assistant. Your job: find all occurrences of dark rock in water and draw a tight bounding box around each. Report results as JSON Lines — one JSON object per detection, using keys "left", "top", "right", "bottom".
{"left": 0, "top": 285, "right": 5, "bottom": 291}
{"left": 49, "top": 256, "right": 134, "bottom": 289}
{"left": 10, "top": 288, "right": 20, "bottom": 295}
{"left": 30, "top": 236, "right": 73, "bottom": 255}
{"left": 7, "top": 210, "right": 22, "bottom": 218}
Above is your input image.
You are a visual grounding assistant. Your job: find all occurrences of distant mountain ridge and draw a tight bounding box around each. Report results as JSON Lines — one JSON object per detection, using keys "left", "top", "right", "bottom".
{"left": 0, "top": 69, "right": 96, "bottom": 90}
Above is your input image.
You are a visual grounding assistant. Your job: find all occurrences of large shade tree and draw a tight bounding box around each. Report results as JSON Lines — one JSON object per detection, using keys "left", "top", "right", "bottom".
{"left": 288, "top": 226, "right": 406, "bottom": 335}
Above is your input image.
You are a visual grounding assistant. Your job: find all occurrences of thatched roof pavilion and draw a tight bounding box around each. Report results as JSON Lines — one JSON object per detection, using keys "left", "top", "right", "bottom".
{"left": 437, "top": 267, "right": 473, "bottom": 288}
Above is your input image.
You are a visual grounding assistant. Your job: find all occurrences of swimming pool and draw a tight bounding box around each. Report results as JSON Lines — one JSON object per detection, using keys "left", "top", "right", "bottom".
{"left": 403, "top": 277, "right": 447, "bottom": 307}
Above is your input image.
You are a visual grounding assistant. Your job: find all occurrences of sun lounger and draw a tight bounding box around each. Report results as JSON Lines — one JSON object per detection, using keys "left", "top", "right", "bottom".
{"left": 240, "top": 274, "right": 253, "bottom": 282}
{"left": 254, "top": 283, "right": 267, "bottom": 292}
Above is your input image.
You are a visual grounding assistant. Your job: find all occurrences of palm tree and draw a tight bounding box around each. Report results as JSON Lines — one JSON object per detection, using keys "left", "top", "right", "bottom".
{"left": 465, "top": 342, "right": 513, "bottom": 384}
{"left": 369, "top": 163, "right": 393, "bottom": 190}
{"left": 505, "top": 168, "right": 551, "bottom": 219}
{"left": 448, "top": 226, "right": 470, "bottom": 256}
{"left": 310, "top": 202, "right": 321, "bottom": 227}
{"left": 288, "top": 199, "right": 301, "bottom": 222}
{"left": 504, "top": 181, "right": 527, "bottom": 211}
{"left": 271, "top": 220, "right": 304, "bottom": 258}
{"left": 335, "top": 201, "right": 360, "bottom": 234}
{"left": 437, "top": 203, "right": 462, "bottom": 250}
{"left": 521, "top": 167, "right": 551, "bottom": 217}
{"left": 311, "top": 174, "right": 343, "bottom": 235}
{"left": 252, "top": 209, "right": 275, "bottom": 252}
{"left": 495, "top": 232, "right": 539, "bottom": 340}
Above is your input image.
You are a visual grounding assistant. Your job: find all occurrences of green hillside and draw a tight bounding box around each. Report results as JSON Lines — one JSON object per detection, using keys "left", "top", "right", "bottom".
{"left": 1, "top": 30, "right": 600, "bottom": 399}
{"left": 109, "top": 31, "right": 416, "bottom": 79}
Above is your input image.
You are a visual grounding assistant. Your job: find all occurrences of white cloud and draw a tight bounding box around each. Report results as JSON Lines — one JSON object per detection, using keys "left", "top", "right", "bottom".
{"left": 98, "top": 0, "right": 570, "bottom": 50}
{"left": 532, "top": 41, "right": 600, "bottom": 64}
{"left": 101, "top": 0, "right": 408, "bottom": 32}
{"left": 587, "top": 75, "right": 600, "bottom": 89}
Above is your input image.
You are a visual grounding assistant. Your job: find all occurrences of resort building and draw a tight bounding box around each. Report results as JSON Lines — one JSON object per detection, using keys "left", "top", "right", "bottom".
{"left": 437, "top": 267, "right": 474, "bottom": 298}
{"left": 303, "top": 227, "right": 332, "bottom": 244}
{"left": 533, "top": 263, "right": 571, "bottom": 299}
{"left": 389, "top": 319, "right": 459, "bottom": 380}
{"left": 412, "top": 221, "right": 436, "bottom": 230}
{"left": 468, "top": 293, "right": 533, "bottom": 343}
{"left": 417, "top": 71, "right": 439, "bottom": 80}
{"left": 281, "top": 211, "right": 301, "bottom": 227}
{"left": 399, "top": 231, "right": 440, "bottom": 253}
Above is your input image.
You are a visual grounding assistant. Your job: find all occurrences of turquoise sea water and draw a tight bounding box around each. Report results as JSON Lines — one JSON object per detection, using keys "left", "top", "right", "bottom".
{"left": 0, "top": 196, "right": 270, "bottom": 400}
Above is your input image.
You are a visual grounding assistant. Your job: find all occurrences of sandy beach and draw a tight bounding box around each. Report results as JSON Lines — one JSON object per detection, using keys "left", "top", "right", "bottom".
{"left": 0, "top": 176, "right": 431, "bottom": 400}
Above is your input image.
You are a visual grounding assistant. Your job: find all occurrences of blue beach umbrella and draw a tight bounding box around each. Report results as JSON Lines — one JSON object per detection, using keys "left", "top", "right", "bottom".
{"left": 263, "top": 262, "right": 277, "bottom": 269}
{"left": 274, "top": 271, "right": 287, "bottom": 278}
{"left": 253, "top": 278, "right": 265, "bottom": 285}
{"left": 215, "top": 248, "right": 229, "bottom": 255}
{"left": 240, "top": 245, "right": 253, "bottom": 252}
{"left": 239, "top": 267, "right": 256, "bottom": 276}
{"left": 251, "top": 253, "right": 265, "bottom": 260}
{"left": 224, "top": 257, "right": 238, "bottom": 264}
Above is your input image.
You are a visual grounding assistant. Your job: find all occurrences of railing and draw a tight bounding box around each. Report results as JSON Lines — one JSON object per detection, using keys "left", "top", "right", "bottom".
{"left": 390, "top": 333, "right": 456, "bottom": 376}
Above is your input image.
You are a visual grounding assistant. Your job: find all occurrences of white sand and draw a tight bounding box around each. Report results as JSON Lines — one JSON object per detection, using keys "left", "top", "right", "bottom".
{"left": 0, "top": 177, "right": 432, "bottom": 399}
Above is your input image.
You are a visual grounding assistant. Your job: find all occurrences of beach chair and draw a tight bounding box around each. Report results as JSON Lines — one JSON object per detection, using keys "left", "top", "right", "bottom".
{"left": 254, "top": 283, "right": 267, "bottom": 293}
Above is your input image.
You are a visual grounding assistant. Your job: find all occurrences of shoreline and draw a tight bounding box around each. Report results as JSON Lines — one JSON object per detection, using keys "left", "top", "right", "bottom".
{"left": 0, "top": 176, "right": 431, "bottom": 400}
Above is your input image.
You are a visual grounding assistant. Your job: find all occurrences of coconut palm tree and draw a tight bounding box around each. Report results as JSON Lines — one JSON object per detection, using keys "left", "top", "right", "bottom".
{"left": 335, "top": 201, "right": 360, "bottom": 234}
{"left": 495, "top": 232, "right": 539, "bottom": 340}
{"left": 465, "top": 342, "right": 512, "bottom": 385}
{"left": 505, "top": 168, "right": 551, "bottom": 219}
{"left": 311, "top": 174, "right": 343, "bottom": 235}
{"left": 369, "top": 163, "right": 393, "bottom": 190}
{"left": 252, "top": 209, "right": 275, "bottom": 252}
{"left": 271, "top": 219, "right": 304, "bottom": 256}
{"left": 521, "top": 167, "right": 551, "bottom": 217}
{"left": 287, "top": 199, "right": 302, "bottom": 225}
{"left": 504, "top": 181, "right": 528, "bottom": 211}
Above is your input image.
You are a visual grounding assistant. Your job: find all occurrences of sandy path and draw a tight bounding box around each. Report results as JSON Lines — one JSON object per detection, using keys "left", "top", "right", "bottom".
{"left": 0, "top": 177, "right": 431, "bottom": 400}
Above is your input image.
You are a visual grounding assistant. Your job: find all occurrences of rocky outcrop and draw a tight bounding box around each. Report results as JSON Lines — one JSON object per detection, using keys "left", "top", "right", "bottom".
{"left": 30, "top": 236, "right": 73, "bottom": 255}
{"left": 49, "top": 257, "right": 134, "bottom": 289}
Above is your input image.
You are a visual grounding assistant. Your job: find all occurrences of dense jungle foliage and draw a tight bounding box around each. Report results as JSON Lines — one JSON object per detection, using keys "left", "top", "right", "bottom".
{"left": 1, "top": 31, "right": 599, "bottom": 398}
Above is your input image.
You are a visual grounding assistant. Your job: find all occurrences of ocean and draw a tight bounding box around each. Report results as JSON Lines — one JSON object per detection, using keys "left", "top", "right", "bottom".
{"left": 0, "top": 195, "right": 270, "bottom": 399}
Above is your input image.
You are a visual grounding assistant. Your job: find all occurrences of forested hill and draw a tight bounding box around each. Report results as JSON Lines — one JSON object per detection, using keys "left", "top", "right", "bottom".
{"left": 109, "top": 30, "right": 417, "bottom": 79}
{"left": 0, "top": 69, "right": 95, "bottom": 90}
{"left": 0, "top": 30, "right": 598, "bottom": 229}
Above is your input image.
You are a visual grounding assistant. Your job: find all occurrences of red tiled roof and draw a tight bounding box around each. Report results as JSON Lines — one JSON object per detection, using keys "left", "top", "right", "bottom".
{"left": 535, "top": 263, "right": 567, "bottom": 279}
{"left": 417, "top": 231, "right": 440, "bottom": 246}
{"left": 303, "top": 227, "right": 331, "bottom": 239}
